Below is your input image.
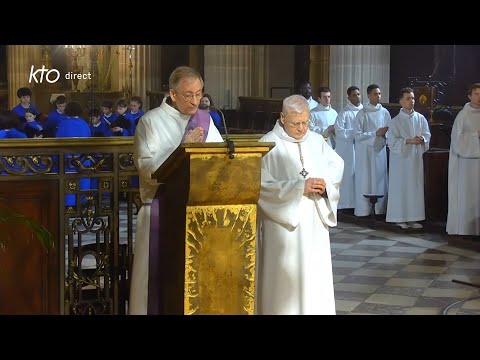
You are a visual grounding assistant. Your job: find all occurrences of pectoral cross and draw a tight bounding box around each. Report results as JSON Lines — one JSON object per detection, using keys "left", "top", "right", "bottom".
{"left": 299, "top": 168, "right": 309, "bottom": 179}
{"left": 297, "top": 143, "right": 309, "bottom": 179}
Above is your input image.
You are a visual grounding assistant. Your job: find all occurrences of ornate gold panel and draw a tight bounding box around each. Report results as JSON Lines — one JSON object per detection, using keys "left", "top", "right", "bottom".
{"left": 184, "top": 204, "right": 256, "bottom": 315}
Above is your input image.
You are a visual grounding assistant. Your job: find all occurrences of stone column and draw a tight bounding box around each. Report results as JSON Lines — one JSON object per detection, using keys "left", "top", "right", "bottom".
{"left": 204, "top": 45, "right": 267, "bottom": 109}
{"left": 309, "top": 45, "right": 330, "bottom": 100}
{"left": 141, "top": 45, "right": 162, "bottom": 110}
{"left": 7, "top": 45, "right": 36, "bottom": 108}
{"left": 189, "top": 45, "right": 204, "bottom": 77}
{"left": 110, "top": 45, "right": 125, "bottom": 93}
{"left": 252, "top": 45, "right": 268, "bottom": 98}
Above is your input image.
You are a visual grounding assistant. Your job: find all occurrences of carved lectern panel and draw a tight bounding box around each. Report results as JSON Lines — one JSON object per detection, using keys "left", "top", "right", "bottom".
{"left": 184, "top": 205, "right": 256, "bottom": 315}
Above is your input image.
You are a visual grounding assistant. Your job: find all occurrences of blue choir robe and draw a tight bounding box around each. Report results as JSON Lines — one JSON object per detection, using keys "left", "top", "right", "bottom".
{"left": 125, "top": 110, "right": 145, "bottom": 136}
{"left": 56, "top": 117, "right": 92, "bottom": 206}
{"left": 44, "top": 109, "right": 67, "bottom": 137}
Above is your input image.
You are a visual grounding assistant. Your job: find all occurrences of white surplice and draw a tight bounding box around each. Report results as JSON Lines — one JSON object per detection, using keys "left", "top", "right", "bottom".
{"left": 310, "top": 103, "right": 338, "bottom": 149}
{"left": 353, "top": 103, "right": 391, "bottom": 216}
{"left": 334, "top": 102, "right": 363, "bottom": 209}
{"left": 447, "top": 102, "right": 480, "bottom": 235}
{"left": 386, "top": 109, "right": 431, "bottom": 223}
{"left": 307, "top": 96, "right": 319, "bottom": 110}
{"left": 256, "top": 122, "right": 344, "bottom": 315}
{"left": 129, "top": 98, "right": 223, "bottom": 315}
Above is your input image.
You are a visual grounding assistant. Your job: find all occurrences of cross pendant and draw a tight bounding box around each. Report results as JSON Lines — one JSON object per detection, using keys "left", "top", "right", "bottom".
{"left": 300, "top": 168, "right": 309, "bottom": 179}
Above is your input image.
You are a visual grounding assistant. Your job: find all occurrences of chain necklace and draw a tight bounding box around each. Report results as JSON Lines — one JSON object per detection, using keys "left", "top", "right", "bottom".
{"left": 297, "top": 143, "right": 309, "bottom": 179}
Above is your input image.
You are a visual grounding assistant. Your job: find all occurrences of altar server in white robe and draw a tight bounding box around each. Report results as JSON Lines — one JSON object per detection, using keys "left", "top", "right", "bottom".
{"left": 447, "top": 83, "right": 480, "bottom": 236}
{"left": 130, "top": 66, "right": 223, "bottom": 315}
{"left": 334, "top": 86, "right": 363, "bottom": 209}
{"left": 256, "top": 94, "right": 344, "bottom": 315}
{"left": 353, "top": 84, "right": 391, "bottom": 217}
{"left": 310, "top": 86, "right": 338, "bottom": 149}
{"left": 297, "top": 80, "right": 319, "bottom": 110}
{"left": 386, "top": 88, "right": 431, "bottom": 229}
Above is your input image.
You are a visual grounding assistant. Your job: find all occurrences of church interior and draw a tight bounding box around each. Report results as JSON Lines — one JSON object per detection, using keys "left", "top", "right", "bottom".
{"left": 0, "top": 45, "right": 479, "bottom": 315}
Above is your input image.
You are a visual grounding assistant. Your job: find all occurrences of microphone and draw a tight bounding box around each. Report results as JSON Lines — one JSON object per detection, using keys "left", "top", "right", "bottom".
{"left": 199, "top": 103, "right": 235, "bottom": 159}
{"left": 216, "top": 107, "right": 235, "bottom": 159}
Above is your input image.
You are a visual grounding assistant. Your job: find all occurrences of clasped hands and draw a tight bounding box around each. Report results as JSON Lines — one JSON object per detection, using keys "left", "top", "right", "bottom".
{"left": 184, "top": 127, "right": 204, "bottom": 143}
{"left": 304, "top": 177, "right": 326, "bottom": 197}
{"left": 406, "top": 135, "right": 424, "bottom": 145}
{"left": 376, "top": 126, "right": 389, "bottom": 137}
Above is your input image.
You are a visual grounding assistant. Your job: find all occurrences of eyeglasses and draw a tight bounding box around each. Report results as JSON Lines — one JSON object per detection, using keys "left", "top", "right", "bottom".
{"left": 282, "top": 113, "right": 309, "bottom": 129}
{"left": 177, "top": 92, "right": 203, "bottom": 102}
{"left": 286, "top": 121, "right": 309, "bottom": 129}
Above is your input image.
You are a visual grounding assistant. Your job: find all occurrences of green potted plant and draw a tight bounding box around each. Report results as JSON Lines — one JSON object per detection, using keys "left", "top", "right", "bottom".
{"left": 0, "top": 204, "right": 54, "bottom": 251}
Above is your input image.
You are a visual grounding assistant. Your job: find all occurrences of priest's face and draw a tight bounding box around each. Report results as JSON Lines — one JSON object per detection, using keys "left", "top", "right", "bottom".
{"left": 170, "top": 77, "right": 203, "bottom": 116}
{"left": 468, "top": 88, "right": 480, "bottom": 109}
{"left": 367, "top": 87, "right": 381, "bottom": 105}
{"left": 348, "top": 89, "right": 361, "bottom": 106}
{"left": 318, "top": 91, "right": 331, "bottom": 107}
{"left": 400, "top": 91, "right": 415, "bottom": 111}
{"left": 280, "top": 109, "right": 309, "bottom": 140}
{"left": 299, "top": 82, "right": 312, "bottom": 99}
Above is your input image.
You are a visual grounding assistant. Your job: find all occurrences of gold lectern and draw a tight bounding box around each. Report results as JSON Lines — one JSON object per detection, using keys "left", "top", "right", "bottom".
{"left": 151, "top": 141, "right": 274, "bottom": 315}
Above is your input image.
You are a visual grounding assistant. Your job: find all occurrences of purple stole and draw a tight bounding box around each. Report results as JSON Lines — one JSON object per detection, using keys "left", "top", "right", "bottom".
{"left": 181, "top": 109, "right": 211, "bottom": 142}
{"left": 146, "top": 109, "right": 210, "bottom": 314}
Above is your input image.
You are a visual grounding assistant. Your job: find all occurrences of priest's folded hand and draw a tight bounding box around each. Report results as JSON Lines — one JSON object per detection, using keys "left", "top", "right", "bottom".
{"left": 184, "top": 127, "right": 204, "bottom": 143}
{"left": 304, "top": 177, "right": 326, "bottom": 196}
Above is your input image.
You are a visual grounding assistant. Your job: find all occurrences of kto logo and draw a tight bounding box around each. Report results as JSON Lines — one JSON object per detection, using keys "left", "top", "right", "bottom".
{"left": 29, "top": 65, "right": 60, "bottom": 84}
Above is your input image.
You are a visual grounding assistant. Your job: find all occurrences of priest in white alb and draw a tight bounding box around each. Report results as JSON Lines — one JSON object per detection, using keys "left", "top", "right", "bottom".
{"left": 297, "top": 80, "right": 319, "bottom": 110}
{"left": 447, "top": 83, "right": 480, "bottom": 236}
{"left": 353, "top": 84, "right": 391, "bottom": 217}
{"left": 334, "top": 86, "right": 363, "bottom": 210}
{"left": 386, "top": 87, "right": 431, "bottom": 229}
{"left": 310, "top": 86, "right": 338, "bottom": 149}
{"left": 256, "top": 94, "right": 344, "bottom": 315}
{"left": 130, "top": 66, "right": 223, "bottom": 315}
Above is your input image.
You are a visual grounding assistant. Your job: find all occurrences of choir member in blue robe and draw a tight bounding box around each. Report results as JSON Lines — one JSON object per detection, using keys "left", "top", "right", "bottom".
{"left": 124, "top": 96, "right": 145, "bottom": 136}
{"left": 0, "top": 110, "right": 27, "bottom": 139}
{"left": 109, "top": 100, "right": 130, "bottom": 136}
{"left": 100, "top": 100, "right": 118, "bottom": 126}
{"left": 89, "top": 108, "right": 111, "bottom": 137}
{"left": 56, "top": 102, "right": 91, "bottom": 208}
{"left": 44, "top": 95, "right": 68, "bottom": 137}
{"left": 12, "top": 87, "right": 40, "bottom": 132}
{"left": 24, "top": 109, "right": 44, "bottom": 138}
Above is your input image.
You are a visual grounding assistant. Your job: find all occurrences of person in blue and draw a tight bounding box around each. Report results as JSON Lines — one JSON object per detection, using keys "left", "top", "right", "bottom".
{"left": 124, "top": 97, "right": 145, "bottom": 190}
{"left": 56, "top": 102, "right": 91, "bottom": 209}
{"left": 200, "top": 93, "right": 224, "bottom": 134}
{"left": 89, "top": 108, "right": 111, "bottom": 137}
{"left": 12, "top": 87, "right": 40, "bottom": 132}
{"left": 0, "top": 110, "right": 27, "bottom": 139}
{"left": 124, "top": 96, "right": 145, "bottom": 136}
{"left": 100, "top": 100, "right": 118, "bottom": 126}
{"left": 0, "top": 110, "right": 27, "bottom": 175}
{"left": 24, "top": 109, "right": 44, "bottom": 138}
{"left": 44, "top": 95, "right": 67, "bottom": 137}
{"left": 109, "top": 99, "right": 130, "bottom": 136}
{"left": 56, "top": 102, "right": 91, "bottom": 138}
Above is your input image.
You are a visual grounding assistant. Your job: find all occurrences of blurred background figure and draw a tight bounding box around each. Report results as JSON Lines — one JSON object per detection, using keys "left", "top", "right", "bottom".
{"left": 199, "top": 93, "right": 225, "bottom": 134}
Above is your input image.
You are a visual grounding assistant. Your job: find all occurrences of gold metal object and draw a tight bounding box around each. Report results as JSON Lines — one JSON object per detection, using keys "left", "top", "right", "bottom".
{"left": 154, "top": 142, "right": 274, "bottom": 315}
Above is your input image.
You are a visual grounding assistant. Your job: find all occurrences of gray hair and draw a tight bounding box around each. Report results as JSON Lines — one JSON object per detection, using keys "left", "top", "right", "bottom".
{"left": 169, "top": 66, "right": 204, "bottom": 92}
{"left": 282, "top": 94, "right": 309, "bottom": 116}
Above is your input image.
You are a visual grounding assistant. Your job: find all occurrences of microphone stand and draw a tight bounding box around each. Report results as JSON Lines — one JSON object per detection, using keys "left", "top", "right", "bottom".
{"left": 215, "top": 107, "right": 235, "bottom": 159}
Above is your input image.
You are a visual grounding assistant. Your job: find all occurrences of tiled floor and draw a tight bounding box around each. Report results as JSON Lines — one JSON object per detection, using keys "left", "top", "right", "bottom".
{"left": 72, "top": 202, "right": 480, "bottom": 315}
{"left": 331, "top": 222, "right": 480, "bottom": 315}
